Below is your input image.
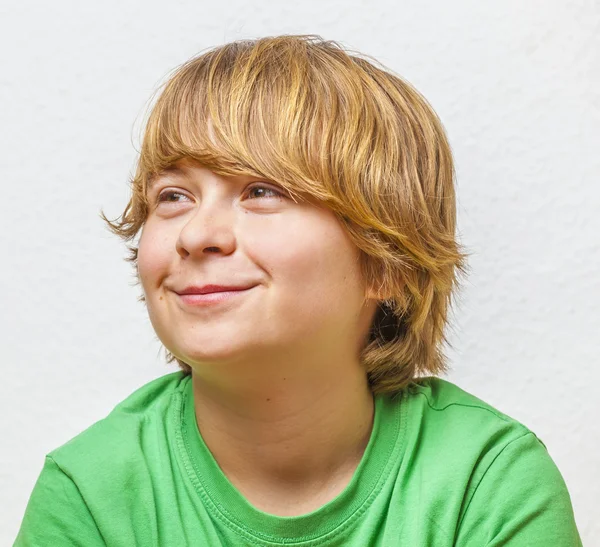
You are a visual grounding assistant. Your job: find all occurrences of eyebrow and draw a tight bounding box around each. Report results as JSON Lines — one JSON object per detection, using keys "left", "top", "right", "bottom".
{"left": 147, "top": 166, "right": 186, "bottom": 190}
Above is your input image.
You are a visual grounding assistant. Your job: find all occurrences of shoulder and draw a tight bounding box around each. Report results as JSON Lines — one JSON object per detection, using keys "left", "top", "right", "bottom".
{"left": 393, "top": 377, "right": 581, "bottom": 544}
{"left": 47, "top": 371, "right": 190, "bottom": 473}
{"left": 396, "top": 376, "right": 548, "bottom": 500}
{"left": 403, "top": 375, "right": 536, "bottom": 443}
{"left": 408, "top": 375, "right": 520, "bottom": 418}
{"left": 17, "top": 373, "right": 191, "bottom": 545}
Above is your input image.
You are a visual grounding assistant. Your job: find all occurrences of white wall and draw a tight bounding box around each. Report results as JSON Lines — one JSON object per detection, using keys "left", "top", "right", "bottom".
{"left": 1, "top": 0, "right": 597, "bottom": 544}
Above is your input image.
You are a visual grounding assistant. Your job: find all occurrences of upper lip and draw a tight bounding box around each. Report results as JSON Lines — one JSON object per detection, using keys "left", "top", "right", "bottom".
{"left": 175, "top": 284, "right": 256, "bottom": 295}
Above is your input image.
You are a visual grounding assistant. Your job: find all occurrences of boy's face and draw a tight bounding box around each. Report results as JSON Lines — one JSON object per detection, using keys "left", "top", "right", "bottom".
{"left": 137, "top": 159, "right": 378, "bottom": 369}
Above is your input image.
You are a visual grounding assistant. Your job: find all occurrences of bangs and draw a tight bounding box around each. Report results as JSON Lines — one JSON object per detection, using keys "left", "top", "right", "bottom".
{"left": 137, "top": 37, "right": 345, "bottom": 206}
{"left": 135, "top": 35, "right": 400, "bottom": 216}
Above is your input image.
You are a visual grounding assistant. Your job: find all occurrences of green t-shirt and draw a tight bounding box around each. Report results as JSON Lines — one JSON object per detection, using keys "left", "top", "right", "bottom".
{"left": 15, "top": 372, "right": 582, "bottom": 546}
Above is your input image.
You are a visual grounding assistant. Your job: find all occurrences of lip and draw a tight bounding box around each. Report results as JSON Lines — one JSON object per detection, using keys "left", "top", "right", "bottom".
{"left": 174, "top": 286, "right": 256, "bottom": 307}
{"left": 176, "top": 284, "right": 255, "bottom": 295}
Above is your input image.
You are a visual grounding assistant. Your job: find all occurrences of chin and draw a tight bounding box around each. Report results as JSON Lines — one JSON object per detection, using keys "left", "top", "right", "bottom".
{"left": 173, "top": 340, "right": 253, "bottom": 365}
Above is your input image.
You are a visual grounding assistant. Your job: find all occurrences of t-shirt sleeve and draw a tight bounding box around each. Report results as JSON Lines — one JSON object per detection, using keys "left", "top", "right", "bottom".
{"left": 455, "top": 431, "right": 582, "bottom": 546}
{"left": 14, "top": 456, "right": 105, "bottom": 546}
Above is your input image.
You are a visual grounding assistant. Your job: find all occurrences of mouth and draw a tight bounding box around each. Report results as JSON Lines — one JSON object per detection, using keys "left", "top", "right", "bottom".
{"left": 176, "top": 284, "right": 256, "bottom": 295}
{"left": 175, "top": 286, "right": 256, "bottom": 306}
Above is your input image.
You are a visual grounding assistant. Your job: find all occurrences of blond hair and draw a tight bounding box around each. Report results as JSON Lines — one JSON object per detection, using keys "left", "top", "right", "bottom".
{"left": 101, "top": 34, "right": 471, "bottom": 395}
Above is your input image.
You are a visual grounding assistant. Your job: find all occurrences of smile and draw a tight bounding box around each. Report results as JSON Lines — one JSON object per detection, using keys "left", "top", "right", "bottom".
{"left": 175, "top": 287, "right": 255, "bottom": 307}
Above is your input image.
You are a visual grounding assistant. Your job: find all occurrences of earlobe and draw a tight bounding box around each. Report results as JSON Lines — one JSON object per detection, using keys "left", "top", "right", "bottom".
{"left": 365, "top": 281, "right": 394, "bottom": 303}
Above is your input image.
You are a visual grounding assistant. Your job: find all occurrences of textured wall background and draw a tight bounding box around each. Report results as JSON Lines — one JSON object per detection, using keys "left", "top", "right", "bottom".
{"left": 1, "top": 0, "right": 598, "bottom": 543}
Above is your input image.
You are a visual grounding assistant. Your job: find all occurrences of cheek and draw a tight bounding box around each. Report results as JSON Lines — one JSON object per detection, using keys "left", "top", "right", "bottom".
{"left": 245, "top": 213, "right": 363, "bottom": 303}
{"left": 137, "top": 226, "right": 172, "bottom": 291}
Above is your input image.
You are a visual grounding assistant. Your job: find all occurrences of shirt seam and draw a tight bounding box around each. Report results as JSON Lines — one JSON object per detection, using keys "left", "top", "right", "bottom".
{"left": 455, "top": 431, "right": 537, "bottom": 533}
{"left": 414, "top": 390, "right": 512, "bottom": 423}
{"left": 47, "top": 455, "right": 108, "bottom": 546}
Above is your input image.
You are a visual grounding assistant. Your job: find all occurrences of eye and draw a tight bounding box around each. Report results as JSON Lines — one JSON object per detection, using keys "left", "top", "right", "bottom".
{"left": 156, "top": 190, "right": 190, "bottom": 204}
{"left": 244, "top": 184, "right": 285, "bottom": 200}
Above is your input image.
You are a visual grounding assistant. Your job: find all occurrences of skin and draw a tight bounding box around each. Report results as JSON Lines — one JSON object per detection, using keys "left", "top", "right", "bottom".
{"left": 137, "top": 158, "right": 381, "bottom": 516}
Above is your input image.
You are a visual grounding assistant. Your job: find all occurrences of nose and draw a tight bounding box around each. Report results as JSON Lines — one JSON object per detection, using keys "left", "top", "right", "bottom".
{"left": 175, "top": 198, "right": 236, "bottom": 258}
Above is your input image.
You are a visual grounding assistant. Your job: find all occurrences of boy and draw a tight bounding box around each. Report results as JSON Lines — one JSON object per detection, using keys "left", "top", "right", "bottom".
{"left": 15, "top": 34, "right": 582, "bottom": 546}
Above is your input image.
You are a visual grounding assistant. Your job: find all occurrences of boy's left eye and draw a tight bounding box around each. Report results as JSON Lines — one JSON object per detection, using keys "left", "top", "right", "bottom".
{"left": 244, "top": 184, "right": 284, "bottom": 200}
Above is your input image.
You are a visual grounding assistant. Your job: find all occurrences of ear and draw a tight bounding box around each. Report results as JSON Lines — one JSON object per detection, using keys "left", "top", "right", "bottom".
{"left": 364, "top": 280, "right": 394, "bottom": 302}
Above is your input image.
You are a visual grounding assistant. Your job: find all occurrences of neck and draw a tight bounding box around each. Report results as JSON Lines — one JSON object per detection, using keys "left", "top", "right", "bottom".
{"left": 190, "top": 351, "right": 375, "bottom": 514}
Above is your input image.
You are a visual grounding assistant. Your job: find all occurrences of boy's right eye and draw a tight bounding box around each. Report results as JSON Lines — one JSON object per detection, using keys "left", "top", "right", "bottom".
{"left": 156, "top": 190, "right": 190, "bottom": 203}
